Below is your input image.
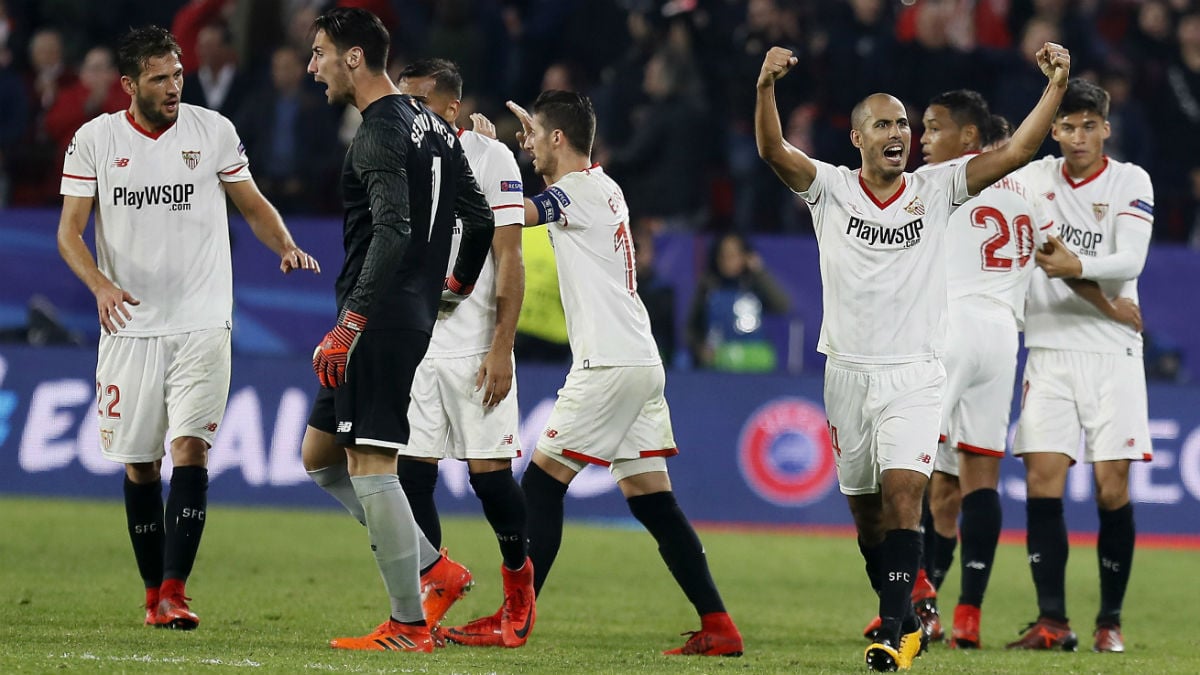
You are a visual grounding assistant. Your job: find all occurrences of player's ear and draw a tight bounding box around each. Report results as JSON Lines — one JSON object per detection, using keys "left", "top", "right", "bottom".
{"left": 850, "top": 129, "right": 862, "bottom": 149}
{"left": 1101, "top": 120, "right": 1112, "bottom": 140}
{"left": 1050, "top": 122, "right": 1061, "bottom": 142}
{"left": 446, "top": 98, "right": 461, "bottom": 122}
{"left": 346, "top": 46, "right": 361, "bottom": 69}
{"left": 120, "top": 74, "right": 136, "bottom": 97}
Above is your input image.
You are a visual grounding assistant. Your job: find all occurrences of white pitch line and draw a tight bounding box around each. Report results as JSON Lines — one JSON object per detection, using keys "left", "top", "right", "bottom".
{"left": 50, "top": 652, "right": 262, "bottom": 668}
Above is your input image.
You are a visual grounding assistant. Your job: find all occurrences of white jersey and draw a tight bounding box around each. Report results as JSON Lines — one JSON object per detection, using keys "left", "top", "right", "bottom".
{"left": 798, "top": 159, "right": 971, "bottom": 363}
{"left": 919, "top": 155, "right": 1040, "bottom": 326}
{"left": 426, "top": 128, "right": 524, "bottom": 357}
{"left": 1020, "top": 156, "right": 1153, "bottom": 354}
{"left": 533, "top": 165, "right": 661, "bottom": 368}
{"left": 61, "top": 105, "right": 251, "bottom": 337}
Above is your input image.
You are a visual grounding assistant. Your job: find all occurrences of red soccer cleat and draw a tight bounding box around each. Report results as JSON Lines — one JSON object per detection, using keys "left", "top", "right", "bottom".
{"left": 863, "top": 615, "right": 883, "bottom": 641}
{"left": 155, "top": 579, "right": 199, "bottom": 630}
{"left": 1093, "top": 623, "right": 1125, "bottom": 653}
{"left": 1005, "top": 617, "right": 1078, "bottom": 651}
{"left": 664, "top": 611, "right": 744, "bottom": 657}
{"left": 143, "top": 587, "right": 159, "bottom": 626}
{"left": 329, "top": 619, "right": 434, "bottom": 652}
{"left": 499, "top": 558, "right": 536, "bottom": 648}
{"left": 444, "top": 608, "right": 504, "bottom": 647}
{"left": 911, "top": 569, "right": 942, "bottom": 641}
{"left": 950, "top": 604, "right": 982, "bottom": 649}
{"left": 420, "top": 548, "right": 473, "bottom": 627}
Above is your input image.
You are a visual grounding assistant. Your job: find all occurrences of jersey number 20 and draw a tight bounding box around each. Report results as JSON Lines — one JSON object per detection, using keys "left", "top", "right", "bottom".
{"left": 971, "top": 205, "right": 1034, "bottom": 272}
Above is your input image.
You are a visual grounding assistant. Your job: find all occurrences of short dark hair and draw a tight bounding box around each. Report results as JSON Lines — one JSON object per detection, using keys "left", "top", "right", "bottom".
{"left": 1059, "top": 78, "right": 1110, "bottom": 119}
{"left": 985, "top": 114, "right": 1012, "bottom": 146}
{"left": 312, "top": 7, "right": 390, "bottom": 73}
{"left": 397, "top": 58, "right": 462, "bottom": 99}
{"left": 929, "top": 89, "right": 995, "bottom": 144}
{"left": 532, "top": 90, "right": 595, "bottom": 156}
{"left": 115, "top": 25, "right": 181, "bottom": 79}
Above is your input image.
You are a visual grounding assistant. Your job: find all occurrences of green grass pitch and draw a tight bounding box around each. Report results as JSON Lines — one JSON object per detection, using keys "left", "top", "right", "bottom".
{"left": 0, "top": 496, "right": 1195, "bottom": 674}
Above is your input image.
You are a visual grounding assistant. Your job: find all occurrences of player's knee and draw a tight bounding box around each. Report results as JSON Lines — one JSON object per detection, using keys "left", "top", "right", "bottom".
{"left": 169, "top": 436, "right": 208, "bottom": 467}
{"left": 1094, "top": 481, "right": 1130, "bottom": 511}
{"left": 397, "top": 457, "right": 439, "bottom": 493}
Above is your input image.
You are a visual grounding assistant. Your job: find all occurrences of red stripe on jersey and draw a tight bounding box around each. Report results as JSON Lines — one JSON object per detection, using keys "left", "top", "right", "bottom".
{"left": 456, "top": 127, "right": 466, "bottom": 138}
{"left": 956, "top": 441, "right": 1005, "bottom": 458}
{"left": 1040, "top": 220, "right": 1055, "bottom": 231}
{"left": 938, "top": 434, "right": 947, "bottom": 443}
{"left": 221, "top": 164, "right": 247, "bottom": 176}
{"left": 561, "top": 448, "right": 611, "bottom": 467}
{"left": 492, "top": 204, "right": 523, "bottom": 210}
{"left": 1116, "top": 211, "right": 1152, "bottom": 223}
{"left": 62, "top": 173, "right": 96, "bottom": 180}
{"left": 858, "top": 173, "right": 906, "bottom": 210}
{"left": 639, "top": 448, "right": 679, "bottom": 458}
{"left": 125, "top": 110, "right": 174, "bottom": 139}
{"left": 1142, "top": 452, "right": 1153, "bottom": 462}
{"left": 1062, "top": 156, "right": 1108, "bottom": 189}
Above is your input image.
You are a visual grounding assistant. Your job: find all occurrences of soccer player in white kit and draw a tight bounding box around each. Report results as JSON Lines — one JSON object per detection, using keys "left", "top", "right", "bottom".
{"left": 1007, "top": 78, "right": 1153, "bottom": 655}
{"left": 755, "top": 43, "right": 1070, "bottom": 671}
{"left": 56, "top": 26, "right": 318, "bottom": 630}
{"left": 391, "top": 59, "right": 535, "bottom": 648}
{"left": 490, "top": 91, "right": 744, "bottom": 657}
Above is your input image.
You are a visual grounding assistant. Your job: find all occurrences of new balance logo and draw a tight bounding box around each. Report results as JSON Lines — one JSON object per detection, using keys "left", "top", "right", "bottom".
{"left": 337, "top": 421, "right": 353, "bottom": 433}
{"left": 500, "top": 434, "right": 514, "bottom": 445}
{"left": 916, "top": 453, "right": 932, "bottom": 464}
{"left": 113, "top": 157, "right": 130, "bottom": 167}
{"left": 965, "top": 560, "right": 987, "bottom": 570}
{"left": 204, "top": 422, "right": 218, "bottom": 432}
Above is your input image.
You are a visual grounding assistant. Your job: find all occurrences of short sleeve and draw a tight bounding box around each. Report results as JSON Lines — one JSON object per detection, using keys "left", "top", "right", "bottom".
{"left": 796, "top": 158, "right": 835, "bottom": 205}
{"left": 215, "top": 114, "right": 251, "bottom": 182}
{"left": 61, "top": 124, "right": 98, "bottom": 197}
{"left": 481, "top": 140, "right": 524, "bottom": 227}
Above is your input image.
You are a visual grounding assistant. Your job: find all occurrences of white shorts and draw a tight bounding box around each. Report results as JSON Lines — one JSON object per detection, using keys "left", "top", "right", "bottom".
{"left": 934, "top": 306, "right": 1019, "bottom": 477}
{"left": 537, "top": 364, "right": 677, "bottom": 481}
{"left": 95, "top": 328, "right": 231, "bottom": 464}
{"left": 403, "top": 352, "right": 521, "bottom": 460}
{"left": 824, "top": 358, "right": 945, "bottom": 495}
{"left": 1014, "top": 349, "right": 1151, "bottom": 464}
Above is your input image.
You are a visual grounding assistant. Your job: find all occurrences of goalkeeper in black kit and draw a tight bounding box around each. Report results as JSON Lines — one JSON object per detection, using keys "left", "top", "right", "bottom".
{"left": 298, "top": 7, "right": 494, "bottom": 651}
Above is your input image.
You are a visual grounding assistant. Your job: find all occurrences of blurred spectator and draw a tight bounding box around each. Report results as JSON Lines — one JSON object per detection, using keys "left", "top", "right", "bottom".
{"left": 171, "top": 0, "right": 233, "bottom": 74}
{"left": 605, "top": 47, "right": 710, "bottom": 230}
{"left": 234, "top": 45, "right": 340, "bottom": 213}
{"left": 1007, "top": 0, "right": 1107, "bottom": 74}
{"left": 687, "top": 233, "right": 790, "bottom": 373}
{"left": 1099, "top": 62, "right": 1152, "bottom": 169}
{"left": 989, "top": 16, "right": 1061, "bottom": 157}
{"left": 0, "top": 45, "right": 27, "bottom": 207}
{"left": 1152, "top": 9, "right": 1200, "bottom": 241}
{"left": 181, "top": 21, "right": 251, "bottom": 116}
{"left": 896, "top": 0, "right": 979, "bottom": 111}
{"left": 1145, "top": 331, "right": 1186, "bottom": 383}
{"left": 633, "top": 219, "right": 677, "bottom": 365}
{"left": 10, "top": 26, "right": 74, "bottom": 204}
{"left": 44, "top": 46, "right": 124, "bottom": 163}
{"left": 1122, "top": 0, "right": 1175, "bottom": 102}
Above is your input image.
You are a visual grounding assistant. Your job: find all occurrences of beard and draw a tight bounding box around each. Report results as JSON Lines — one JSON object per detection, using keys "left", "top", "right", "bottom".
{"left": 135, "top": 91, "right": 177, "bottom": 128}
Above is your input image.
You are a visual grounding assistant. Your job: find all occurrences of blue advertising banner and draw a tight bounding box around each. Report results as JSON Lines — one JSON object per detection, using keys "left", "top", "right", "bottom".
{"left": 2, "top": 346, "right": 1198, "bottom": 537}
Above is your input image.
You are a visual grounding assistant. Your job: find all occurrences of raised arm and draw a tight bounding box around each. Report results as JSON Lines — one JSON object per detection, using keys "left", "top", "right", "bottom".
{"left": 755, "top": 47, "right": 817, "bottom": 193}
{"left": 964, "top": 43, "right": 1070, "bottom": 195}
{"left": 224, "top": 179, "right": 319, "bottom": 274}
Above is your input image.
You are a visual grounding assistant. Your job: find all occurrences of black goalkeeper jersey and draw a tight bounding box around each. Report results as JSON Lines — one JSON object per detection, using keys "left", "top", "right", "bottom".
{"left": 335, "top": 93, "right": 493, "bottom": 332}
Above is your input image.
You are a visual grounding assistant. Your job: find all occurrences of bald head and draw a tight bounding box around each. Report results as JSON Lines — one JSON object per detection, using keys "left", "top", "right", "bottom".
{"left": 851, "top": 93, "right": 905, "bottom": 131}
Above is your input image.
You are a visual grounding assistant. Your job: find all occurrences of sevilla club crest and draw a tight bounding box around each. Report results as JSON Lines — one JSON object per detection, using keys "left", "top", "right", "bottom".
{"left": 182, "top": 150, "right": 201, "bottom": 170}
{"left": 1092, "top": 203, "right": 1109, "bottom": 221}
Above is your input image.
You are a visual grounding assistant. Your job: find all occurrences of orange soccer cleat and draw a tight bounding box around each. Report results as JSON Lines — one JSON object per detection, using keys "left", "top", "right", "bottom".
{"left": 1093, "top": 623, "right": 1125, "bottom": 653}
{"left": 950, "top": 603, "right": 982, "bottom": 649}
{"left": 143, "top": 587, "right": 159, "bottom": 627}
{"left": 329, "top": 619, "right": 434, "bottom": 652}
{"left": 420, "top": 548, "right": 473, "bottom": 628}
{"left": 499, "top": 559, "right": 536, "bottom": 648}
{"left": 444, "top": 608, "right": 504, "bottom": 647}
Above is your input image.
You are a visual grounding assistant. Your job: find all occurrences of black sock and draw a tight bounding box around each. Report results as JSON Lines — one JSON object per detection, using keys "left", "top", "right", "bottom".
{"left": 521, "top": 462, "right": 568, "bottom": 595}
{"left": 929, "top": 532, "right": 957, "bottom": 590}
{"left": 163, "top": 466, "right": 208, "bottom": 581}
{"left": 920, "top": 500, "right": 935, "bottom": 579}
{"left": 397, "top": 459, "right": 441, "bottom": 549}
{"left": 627, "top": 491, "right": 726, "bottom": 616}
{"left": 1026, "top": 497, "right": 1068, "bottom": 622}
{"left": 1097, "top": 503, "right": 1135, "bottom": 626}
{"left": 958, "top": 488, "right": 1001, "bottom": 607}
{"left": 124, "top": 476, "right": 164, "bottom": 588}
{"left": 858, "top": 537, "right": 884, "bottom": 595}
{"left": 878, "top": 529, "right": 922, "bottom": 643}
{"left": 469, "top": 468, "right": 527, "bottom": 570}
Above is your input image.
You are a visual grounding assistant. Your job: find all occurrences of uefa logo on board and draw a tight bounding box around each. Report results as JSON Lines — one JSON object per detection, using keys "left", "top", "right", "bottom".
{"left": 737, "top": 398, "right": 837, "bottom": 507}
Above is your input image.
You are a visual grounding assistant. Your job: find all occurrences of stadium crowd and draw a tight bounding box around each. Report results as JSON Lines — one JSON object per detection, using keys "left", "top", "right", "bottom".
{"left": 2, "top": 0, "right": 1200, "bottom": 244}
